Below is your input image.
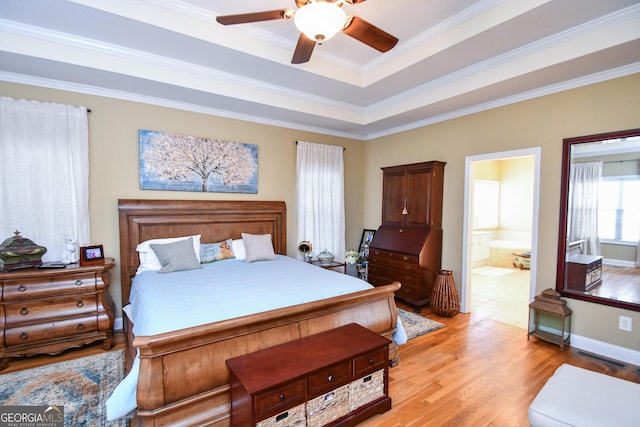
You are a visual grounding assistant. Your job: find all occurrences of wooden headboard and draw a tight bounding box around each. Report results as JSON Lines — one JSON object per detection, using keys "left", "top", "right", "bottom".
{"left": 118, "top": 199, "right": 287, "bottom": 307}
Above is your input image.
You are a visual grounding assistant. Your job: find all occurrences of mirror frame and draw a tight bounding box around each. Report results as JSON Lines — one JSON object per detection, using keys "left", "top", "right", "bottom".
{"left": 556, "top": 128, "right": 640, "bottom": 311}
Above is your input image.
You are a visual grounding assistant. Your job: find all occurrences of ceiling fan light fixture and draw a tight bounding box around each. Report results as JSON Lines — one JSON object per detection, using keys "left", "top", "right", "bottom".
{"left": 294, "top": 1, "right": 346, "bottom": 44}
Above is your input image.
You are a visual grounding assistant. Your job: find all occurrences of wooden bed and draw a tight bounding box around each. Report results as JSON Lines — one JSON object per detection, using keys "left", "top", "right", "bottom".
{"left": 118, "top": 199, "right": 401, "bottom": 426}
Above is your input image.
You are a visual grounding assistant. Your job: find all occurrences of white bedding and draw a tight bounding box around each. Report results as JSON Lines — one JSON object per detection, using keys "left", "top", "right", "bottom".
{"left": 106, "top": 255, "right": 406, "bottom": 420}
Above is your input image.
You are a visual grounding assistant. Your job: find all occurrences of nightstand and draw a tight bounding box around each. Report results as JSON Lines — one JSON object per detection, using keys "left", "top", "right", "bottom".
{"left": 311, "top": 259, "right": 347, "bottom": 274}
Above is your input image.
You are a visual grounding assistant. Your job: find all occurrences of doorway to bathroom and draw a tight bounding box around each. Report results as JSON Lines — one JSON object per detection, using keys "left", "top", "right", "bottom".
{"left": 461, "top": 148, "right": 541, "bottom": 329}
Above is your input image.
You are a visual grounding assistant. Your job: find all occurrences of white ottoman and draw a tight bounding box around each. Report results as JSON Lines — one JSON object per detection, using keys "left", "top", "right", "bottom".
{"left": 528, "top": 363, "right": 640, "bottom": 426}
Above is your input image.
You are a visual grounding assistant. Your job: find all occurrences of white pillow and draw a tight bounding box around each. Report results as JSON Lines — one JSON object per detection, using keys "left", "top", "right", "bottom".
{"left": 136, "top": 234, "right": 201, "bottom": 273}
{"left": 241, "top": 233, "right": 276, "bottom": 263}
{"left": 232, "top": 239, "right": 245, "bottom": 260}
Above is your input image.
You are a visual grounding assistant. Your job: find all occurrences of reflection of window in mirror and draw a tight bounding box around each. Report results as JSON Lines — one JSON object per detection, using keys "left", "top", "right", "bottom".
{"left": 473, "top": 180, "right": 499, "bottom": 229}
{"left": 598, "top": 177, "right": 640, "bottom": 242}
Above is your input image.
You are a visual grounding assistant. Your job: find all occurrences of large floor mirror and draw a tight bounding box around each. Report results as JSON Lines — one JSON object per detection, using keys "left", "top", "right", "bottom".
{"left": 556, "top": 128, "right": 640, "bottom": 311}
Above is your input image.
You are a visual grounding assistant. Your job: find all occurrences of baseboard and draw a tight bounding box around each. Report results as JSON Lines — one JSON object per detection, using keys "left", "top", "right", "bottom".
{"left": 571, "top": 333, "right": 640, "bottom": 366}
{"left": 114, "top": 316, "right": 124, "bottom": 332}
{"left": 603, "top": 258, "right": 637, "bottom": 268}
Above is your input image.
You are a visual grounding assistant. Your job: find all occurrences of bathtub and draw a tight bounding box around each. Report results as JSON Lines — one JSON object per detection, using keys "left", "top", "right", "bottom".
{"left": 488, "top": 232, "right": 532, "bottom": 268}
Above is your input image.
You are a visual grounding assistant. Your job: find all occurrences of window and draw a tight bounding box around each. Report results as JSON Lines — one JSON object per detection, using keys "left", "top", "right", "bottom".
{"left": 473, "top": 180, "right": 499, "bottom": 229}
{"left": 598, "top": 176, "right": 640, "bottom": 242}
{"left": 0, "top": 97, "right": 90, "bottom": 261}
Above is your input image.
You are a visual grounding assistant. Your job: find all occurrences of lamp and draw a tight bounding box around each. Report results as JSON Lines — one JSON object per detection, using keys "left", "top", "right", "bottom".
{"left": 294, "top": 1, "right": 347, "bottom": 44}
{"left": 528, "top": 288, "right": 572, "bottom": 350}
{"left": 297, "top": 241, "right": 313, "bottom": 262}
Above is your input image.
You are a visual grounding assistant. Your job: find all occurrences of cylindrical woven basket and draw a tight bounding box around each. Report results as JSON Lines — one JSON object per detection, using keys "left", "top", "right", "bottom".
{"left": 431, "top": 269, "right": 460, "bottom": 317}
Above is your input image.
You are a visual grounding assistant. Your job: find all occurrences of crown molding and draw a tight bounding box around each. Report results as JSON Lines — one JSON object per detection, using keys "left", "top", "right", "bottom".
{"left": 4, "top": 62, "right": 638, "bottom": 141}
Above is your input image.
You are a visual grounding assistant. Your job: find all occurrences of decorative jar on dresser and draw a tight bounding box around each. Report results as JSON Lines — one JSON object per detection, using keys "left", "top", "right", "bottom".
{"left": 0, "top": 258, "right": 116, "bottom": 370}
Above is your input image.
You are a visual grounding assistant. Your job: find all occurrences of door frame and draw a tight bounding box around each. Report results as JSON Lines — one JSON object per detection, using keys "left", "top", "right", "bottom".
{"left": 460, "top": 147, "right": 541, "bottom": 313}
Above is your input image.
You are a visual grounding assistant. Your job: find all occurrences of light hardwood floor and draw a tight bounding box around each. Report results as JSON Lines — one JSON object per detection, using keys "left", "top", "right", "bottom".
{"left": 2, "top": 305, "right": 639, "bottom": 426}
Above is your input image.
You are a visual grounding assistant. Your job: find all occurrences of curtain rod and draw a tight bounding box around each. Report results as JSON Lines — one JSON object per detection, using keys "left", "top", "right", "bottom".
{"left": 295, "top": 141, "right": 345, "bottom": 150}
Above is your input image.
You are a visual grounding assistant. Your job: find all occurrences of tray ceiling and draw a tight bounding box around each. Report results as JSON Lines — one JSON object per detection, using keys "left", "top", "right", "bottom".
{"left": 1, "top": 0, "right": 639, "bottom": 139}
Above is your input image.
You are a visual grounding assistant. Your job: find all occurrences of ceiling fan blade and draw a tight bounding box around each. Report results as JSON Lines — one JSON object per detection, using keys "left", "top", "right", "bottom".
{"left": 291, "top": 33, "right": 316, "bottom": 64}
{"left": 342, "top": 16, "right": 398, "bottom": 52}
{"left": 216, "top": 9, "right": 290, "bottom": 25}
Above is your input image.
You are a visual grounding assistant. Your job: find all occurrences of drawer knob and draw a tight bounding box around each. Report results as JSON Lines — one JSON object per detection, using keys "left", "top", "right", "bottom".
{"left": 327, "top": 374, "right": 333, "bottom": 382}
{"left": 20, "top": 307, "right": 29, "bottom": 315}
{"left": 20, "top": 332, "right": 28, "bottom": 340}
{"left": 77, "top": 323, "right": 85, "bottom": 330}
{"left": 75, "top": 279, "right": 83, "bottom": 286}
{"left": 279, "top": 394, "right": 285, "bottom": 401}
{"left": 77, "top": 300, "right": 84, "bottom": 308}
{"left": 403, "top": 256, "right": 409, "bottom": 261}
{"left": 369, "top": 359, "right": 375, "bottom": 365}
{"left": 404, "top": 288, "right": 410, "bottom": 294}
{"left": 18, "top": 284, "right": 27, "bottom": 292}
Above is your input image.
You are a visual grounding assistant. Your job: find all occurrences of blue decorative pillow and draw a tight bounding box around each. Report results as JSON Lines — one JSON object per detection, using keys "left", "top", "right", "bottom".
{"left": 200, "top": 239, "right": 235, "bottom": 263}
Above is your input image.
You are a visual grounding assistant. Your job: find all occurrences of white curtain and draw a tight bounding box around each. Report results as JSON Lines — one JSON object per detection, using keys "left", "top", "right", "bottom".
{"left": 567, "top": 161, "right": 602, "bottom": 256}
{"left": 0, "top": 97, "right": 90, "bottom": 262}
{"left": 296, "top": 140, "right": 345, "bottom": 262}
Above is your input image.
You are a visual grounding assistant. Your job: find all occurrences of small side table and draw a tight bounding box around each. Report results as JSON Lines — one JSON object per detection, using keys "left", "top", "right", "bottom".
{"left": 311, "top": 259, "right": 346, "bottom": 274}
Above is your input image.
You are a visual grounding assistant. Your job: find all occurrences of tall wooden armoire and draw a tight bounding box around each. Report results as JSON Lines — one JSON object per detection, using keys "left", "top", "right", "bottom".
{"left": 368, "top": 161, "right": 446, "bottom": 308}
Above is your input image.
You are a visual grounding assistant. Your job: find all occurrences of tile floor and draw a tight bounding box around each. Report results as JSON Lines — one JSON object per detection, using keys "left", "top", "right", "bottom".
{"left": 470, "top": 266, "right": 531, "bottom": 329}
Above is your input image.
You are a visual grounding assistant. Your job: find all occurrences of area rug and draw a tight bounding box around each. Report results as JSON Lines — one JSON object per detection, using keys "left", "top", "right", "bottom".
{"left": 398, "top": 308, "right": 445, "bottom": 340}
{"left": 0, "top": 350, "right": 125, "bottom": 427}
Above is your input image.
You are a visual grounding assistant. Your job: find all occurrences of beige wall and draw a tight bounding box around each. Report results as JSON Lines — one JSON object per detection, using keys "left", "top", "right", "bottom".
{"left": 2, "top": 73, "right": 639, "bottom": 352}
{"left": 364, "top": 73, "right": 640, "bottom": 351}
{"left": 0, "top": 82, "right": 364, "bottom": 311}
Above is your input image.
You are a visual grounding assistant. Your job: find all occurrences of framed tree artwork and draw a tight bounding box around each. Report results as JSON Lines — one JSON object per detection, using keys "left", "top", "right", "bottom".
{"left": 139, "top": 129, "right": 258, "bottom": 194}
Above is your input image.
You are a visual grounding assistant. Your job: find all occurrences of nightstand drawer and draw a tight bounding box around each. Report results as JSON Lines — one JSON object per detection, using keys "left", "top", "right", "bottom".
{"left": 5, "top": 316, "right": 98, "bottom": 346}
{"left": 2, "top": 273, "right": 97, "bottom": 300}
{"left": 254, "top": 379, "right": 305, "bottom": 421}
{"left": 307, "top": 361, "right": 350, "bottom": 398}
{"left": 5, "top": 295, "right": 97, "bottom": 324}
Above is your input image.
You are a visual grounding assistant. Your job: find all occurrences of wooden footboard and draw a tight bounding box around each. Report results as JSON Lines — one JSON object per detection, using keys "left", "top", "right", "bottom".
{"left": 130, "top": 282, "right": 400, "bottom": 426}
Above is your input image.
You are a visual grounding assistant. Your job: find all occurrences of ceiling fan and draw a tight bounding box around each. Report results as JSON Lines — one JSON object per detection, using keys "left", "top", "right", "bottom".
{"left": 216, "top": 0, "right": 399, "bottom": 64}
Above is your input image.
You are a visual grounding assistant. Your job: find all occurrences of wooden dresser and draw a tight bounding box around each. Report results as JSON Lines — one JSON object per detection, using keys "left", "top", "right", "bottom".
{"left": 368, "top": 161, "right": 446, "bottom": 308}
{"left": 226, "top": 323, "right": 391, "bottom": 427}
{"left": 0, "top": 258, "right": 115, "bottom": 370}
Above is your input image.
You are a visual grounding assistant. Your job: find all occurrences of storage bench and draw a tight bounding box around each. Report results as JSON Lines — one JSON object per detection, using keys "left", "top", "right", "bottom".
{"left": 226, "top": 323, "right": 391, "bottom": 427}
{"left": 528, "top": 363, "right": 640, "bottom": 426}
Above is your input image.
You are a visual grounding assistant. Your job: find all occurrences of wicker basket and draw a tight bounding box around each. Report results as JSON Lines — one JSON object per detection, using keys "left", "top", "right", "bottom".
{"left": 430, "top": 269, "right": 460, "bottom": 317}
{"left": 348, "top": 370, "right": 384, "bottom": 412}
{"left": 306, "top": 384, "right": 349, "bottom": 426}
{"left": 256, "top": 403, "right": 306, "bottom": 427}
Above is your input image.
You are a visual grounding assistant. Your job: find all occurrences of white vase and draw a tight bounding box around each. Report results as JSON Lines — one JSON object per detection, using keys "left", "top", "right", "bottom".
{"left": 317, "top": 249, "right": 334, "bottom": 265}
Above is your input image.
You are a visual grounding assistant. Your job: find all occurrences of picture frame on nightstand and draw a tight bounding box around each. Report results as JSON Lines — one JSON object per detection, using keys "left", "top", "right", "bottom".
{"left": 359, "top": 229, "right": 376, "bottom": 260}
{"left": 79, "top": 244, "right": 105, "bottom": 266}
